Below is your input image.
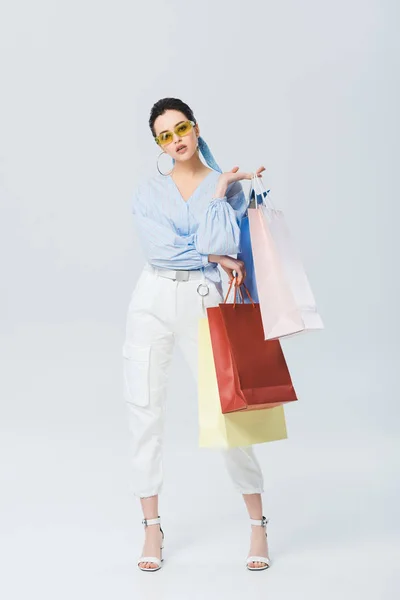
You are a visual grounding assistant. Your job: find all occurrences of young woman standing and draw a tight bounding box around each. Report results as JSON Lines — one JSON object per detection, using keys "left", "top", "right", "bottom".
{"left": 123, "top": 97, "right": 270, "bottom": 571}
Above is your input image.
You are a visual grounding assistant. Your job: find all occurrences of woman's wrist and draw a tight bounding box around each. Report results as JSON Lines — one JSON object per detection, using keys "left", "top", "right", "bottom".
{"left": 212, "top": 187, "right": 227, "bottom": 199}
{"left": 208, "top": 254, "right": 223, "bottom": 264}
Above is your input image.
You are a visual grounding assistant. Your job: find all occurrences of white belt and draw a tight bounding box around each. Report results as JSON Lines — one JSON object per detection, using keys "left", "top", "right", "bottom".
{"left": 145, "top": 263, "right": 204, "bottom": 281}
{"left": 144, "top": 263, "right": 210, "bottom": 295}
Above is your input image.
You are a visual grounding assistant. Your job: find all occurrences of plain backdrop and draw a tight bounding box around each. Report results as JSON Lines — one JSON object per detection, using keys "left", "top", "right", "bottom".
{"left": 0, "top": 1, "right": 399, "bottom": 598}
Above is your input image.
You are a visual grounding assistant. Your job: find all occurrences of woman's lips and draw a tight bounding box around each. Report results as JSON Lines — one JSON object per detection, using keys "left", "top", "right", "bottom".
{"left": 177, "top": 146, "right": 187, "bottom": 154}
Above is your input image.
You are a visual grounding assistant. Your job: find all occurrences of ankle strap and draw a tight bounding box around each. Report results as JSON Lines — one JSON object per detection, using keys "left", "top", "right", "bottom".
{"left": 250, "top": 515, "right": 268, "bottom": 527}
{"left": 142, "top": 516, "right": 161, "bottom": 526}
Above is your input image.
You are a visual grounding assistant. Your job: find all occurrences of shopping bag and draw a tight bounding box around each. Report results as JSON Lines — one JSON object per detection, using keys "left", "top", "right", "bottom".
{"left": 237, "top": 212, "right": 259, "bottom": 303}
{"left": 248, "top": 174, "right": 324, "bottom": 340}
{"left": 237, "top": 178, "right": 270, "bottom": 304}
{"left": 206, "top": 280, "right": 298, "bottom": 414}
{"left": 198, "top": 317, "right": 288, "bottom": 448}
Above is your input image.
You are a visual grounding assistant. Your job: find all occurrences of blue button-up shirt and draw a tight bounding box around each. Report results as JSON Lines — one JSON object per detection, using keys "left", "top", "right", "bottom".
{"left": 131, "top": 168, "right": 248, "bottom": 282}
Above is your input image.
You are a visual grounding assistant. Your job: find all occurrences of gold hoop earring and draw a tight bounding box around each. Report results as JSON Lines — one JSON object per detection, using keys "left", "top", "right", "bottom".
{"left": 157, "top": 150, "right": 174, "bottom": 176}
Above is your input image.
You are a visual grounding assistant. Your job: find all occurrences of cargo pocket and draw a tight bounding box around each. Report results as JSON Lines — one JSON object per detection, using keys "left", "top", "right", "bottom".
{"left": 122, "top": 342, "right": 151, "bottom": 407}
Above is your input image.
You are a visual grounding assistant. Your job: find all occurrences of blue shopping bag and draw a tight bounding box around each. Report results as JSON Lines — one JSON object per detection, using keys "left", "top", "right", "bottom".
{"left": 237, "top": 214, "right": 259, "bottom": 303}
{"left": 237, "top": 185, "right": 269, "bottom": 304}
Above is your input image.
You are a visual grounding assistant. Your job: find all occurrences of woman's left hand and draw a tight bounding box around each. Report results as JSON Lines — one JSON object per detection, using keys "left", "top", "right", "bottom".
{"left": 218, "top": 256, "right": 246, "bottom": 286}
{"left": 214, "top": 165, "right": 265, "bottom": 198}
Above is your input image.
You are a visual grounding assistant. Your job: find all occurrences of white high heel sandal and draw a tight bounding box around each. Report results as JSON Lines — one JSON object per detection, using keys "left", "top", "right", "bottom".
{"left": 246, "top": 515, "right": 271, "bottom": 571}
{"left": 137, "top": 516, "right": 164, "bottom": 572}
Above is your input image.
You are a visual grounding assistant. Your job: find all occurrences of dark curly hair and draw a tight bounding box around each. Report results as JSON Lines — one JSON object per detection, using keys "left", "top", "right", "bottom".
{"left": 149, "top": 97, "right": 196, "bottom": 138}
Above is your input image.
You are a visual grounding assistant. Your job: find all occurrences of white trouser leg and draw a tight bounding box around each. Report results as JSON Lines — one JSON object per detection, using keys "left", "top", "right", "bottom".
{"left": 175, "top": 278, "right": 265, "bottom": 495}
{"left": 122, "top": 267, "right": 175, "bottom": 498}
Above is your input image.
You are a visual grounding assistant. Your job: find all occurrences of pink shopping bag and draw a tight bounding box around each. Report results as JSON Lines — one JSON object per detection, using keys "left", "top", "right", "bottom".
{"left": 248, "top": 175, "right": 324, "bottom": 340}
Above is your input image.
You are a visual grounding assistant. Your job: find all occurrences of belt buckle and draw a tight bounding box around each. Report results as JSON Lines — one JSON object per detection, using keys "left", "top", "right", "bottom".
{"left": 175, "top": 270, "right": 190, "bottom": 282}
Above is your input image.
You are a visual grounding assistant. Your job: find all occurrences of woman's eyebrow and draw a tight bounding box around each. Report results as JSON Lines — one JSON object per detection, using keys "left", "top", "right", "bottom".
{"left": 158, "top": 121, "right": 185, "bottom": 135}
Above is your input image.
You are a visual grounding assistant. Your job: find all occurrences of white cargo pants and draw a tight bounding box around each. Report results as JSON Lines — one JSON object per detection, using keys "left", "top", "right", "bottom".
{"left": 122, "top": 263, "right": 264, "bottom": 498}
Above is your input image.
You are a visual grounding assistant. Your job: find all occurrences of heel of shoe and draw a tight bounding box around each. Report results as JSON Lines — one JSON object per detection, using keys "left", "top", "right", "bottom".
{"left": 161, "top": 526, "right": 165, "bottom": 553}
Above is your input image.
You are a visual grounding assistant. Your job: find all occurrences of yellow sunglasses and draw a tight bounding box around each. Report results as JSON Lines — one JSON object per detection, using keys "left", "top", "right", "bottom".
{"left": 154, "top": 120, "right": 195, "bottom": 147}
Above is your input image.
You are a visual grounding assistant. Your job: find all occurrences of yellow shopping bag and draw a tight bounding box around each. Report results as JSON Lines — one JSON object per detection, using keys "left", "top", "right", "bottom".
{"left": 198, "top": 317, "right": 288, "bottom": 448}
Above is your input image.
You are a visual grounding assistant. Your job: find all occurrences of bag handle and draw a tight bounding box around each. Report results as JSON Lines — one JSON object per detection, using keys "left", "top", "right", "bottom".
{"left": 252, "top": 173, "right": 275, "bottom": 211}
{"left": 223, "top": 278, "right": 256, "bottom": 308}
{"left": 245, "top": 179, "right": 254, "bottom": 211}
{"left": 246, "top": 173, "right": 264, "bottom": 209}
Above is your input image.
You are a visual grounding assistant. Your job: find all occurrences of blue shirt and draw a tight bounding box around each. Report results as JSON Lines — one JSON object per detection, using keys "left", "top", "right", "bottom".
{"left": 131, "top": 168, "right": 248, "bottom": 283}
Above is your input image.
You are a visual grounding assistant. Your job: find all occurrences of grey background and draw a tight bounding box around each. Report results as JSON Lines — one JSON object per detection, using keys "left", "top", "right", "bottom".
{"left": 1, "top": 0, "right": 399, "bottom": 598}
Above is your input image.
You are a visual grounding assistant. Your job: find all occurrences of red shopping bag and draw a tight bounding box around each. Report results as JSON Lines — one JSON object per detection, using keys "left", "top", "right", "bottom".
{"left": 206, "top": 280, "right": 298, "bottom": 414}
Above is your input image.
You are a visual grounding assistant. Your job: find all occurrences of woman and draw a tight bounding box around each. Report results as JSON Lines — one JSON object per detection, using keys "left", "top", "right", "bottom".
{"left": 123, "top": 97, "right": 270, "bottom": 572}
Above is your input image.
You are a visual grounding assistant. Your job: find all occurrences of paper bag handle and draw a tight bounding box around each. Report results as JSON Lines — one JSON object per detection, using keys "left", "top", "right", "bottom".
{"left": 223, "top": 278, "right": 256, "bottom": 308}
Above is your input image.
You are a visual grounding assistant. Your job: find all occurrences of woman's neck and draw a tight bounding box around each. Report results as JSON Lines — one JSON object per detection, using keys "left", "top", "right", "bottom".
{"left": 170, "top": 153, "right": 212, "bottom": 178}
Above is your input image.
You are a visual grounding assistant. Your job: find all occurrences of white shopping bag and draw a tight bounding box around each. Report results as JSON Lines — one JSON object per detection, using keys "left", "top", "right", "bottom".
{"left": 248, "top": 174, "right": 324, "bottom": 340}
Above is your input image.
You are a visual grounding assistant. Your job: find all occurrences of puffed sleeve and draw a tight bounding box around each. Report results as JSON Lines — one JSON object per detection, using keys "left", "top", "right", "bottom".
{"left": 133, "top": 215, "right": 210, "bottom": 269}
{"left": 194, "top": 180, "right": 248, "bottom": 255}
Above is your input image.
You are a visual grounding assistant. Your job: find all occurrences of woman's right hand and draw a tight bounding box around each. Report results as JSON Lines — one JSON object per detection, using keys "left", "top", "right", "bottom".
{"left": 208, "top": 255, "right": 246, "bottom": 286}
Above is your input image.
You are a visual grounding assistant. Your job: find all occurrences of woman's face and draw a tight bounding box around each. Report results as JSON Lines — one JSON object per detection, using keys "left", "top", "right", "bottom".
{"left": 153, "top": 109, "right": 199, "bottom": 162}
